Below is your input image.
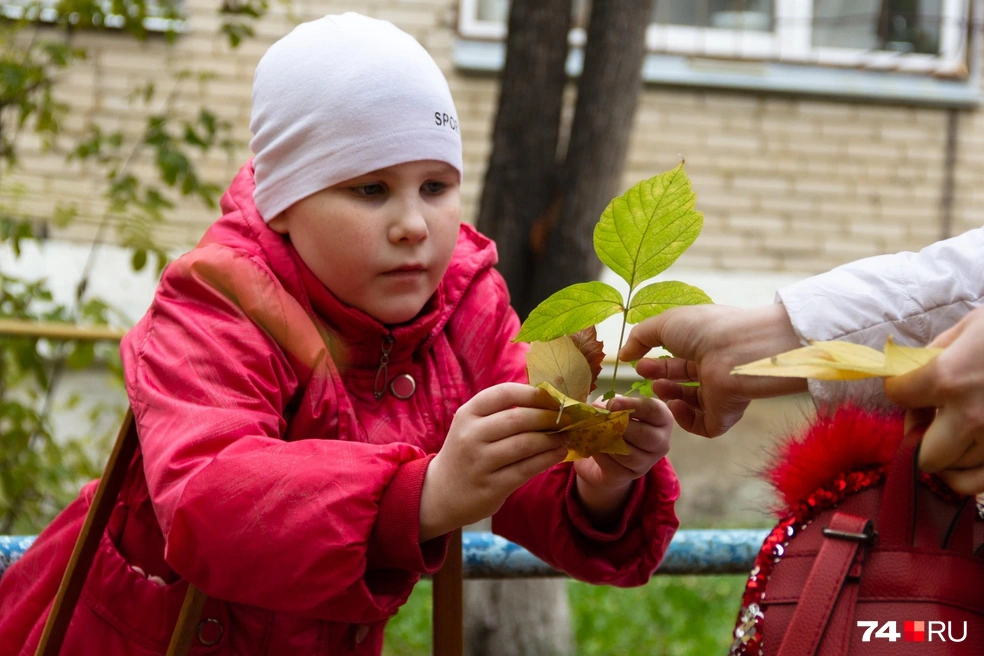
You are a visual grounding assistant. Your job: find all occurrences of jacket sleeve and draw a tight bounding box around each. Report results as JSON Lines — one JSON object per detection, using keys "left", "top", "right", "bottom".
{"left": 451, "top": 268, "right": 681, "bottom": 587}
{"left": 776, "top": 226, "right": 984, "bottom": 406}
{"left": 122, "top": 245, "right": 447, "bottom": 623}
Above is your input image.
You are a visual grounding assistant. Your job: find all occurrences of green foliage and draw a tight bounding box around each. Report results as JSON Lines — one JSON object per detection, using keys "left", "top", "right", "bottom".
{"left": 381, "top": 575, "right": 746, "bottom": 655}
{"left": 514, "top": 282, "right": 624, "bottom": 343}
{"left": 626, "top": 280, "right": 712, "bottom": 324}
{"left": 594, "top": 163, "right": 703, "bottom": 290}
{"left": 0, "top": 268, "right": 123, "bottom": 533}
{"left": 0, "top": 0, "right": 269, "bottom": 532}
{"left": 516, "top": 164, "right": 712, "bottom": 396}
{"left": 569, "top": 575, "right": 745, "bottom": 655}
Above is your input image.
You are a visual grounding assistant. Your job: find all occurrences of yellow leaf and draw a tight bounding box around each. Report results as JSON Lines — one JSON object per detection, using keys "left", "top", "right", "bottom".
{"left": 535, "top": 382, "right": 633, "bottom": 461}
{"left": 527, "top": 337, "right": 593, "bottom": 402}
{"left": 731, "top": 336, "right": 944, "bottom": 380}
{"left": 884, "top": 335, "right": 945, "bottom": 376}
{"left": 558, "top": 411, "right": 633, "bottom": 462}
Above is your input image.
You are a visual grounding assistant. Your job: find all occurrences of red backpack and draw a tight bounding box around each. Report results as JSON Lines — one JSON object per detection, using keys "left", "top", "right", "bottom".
{"left": 731, "top": 407, "right": 984, "bottom": 655}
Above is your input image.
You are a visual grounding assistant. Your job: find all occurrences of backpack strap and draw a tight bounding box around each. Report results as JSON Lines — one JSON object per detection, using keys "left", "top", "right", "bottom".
{"left": 34, "top": 409, "right": 207, "bottom": 656}
{"left": 35, "top": 410, "right": 140, "bottom": 655}
{"left": 776, "top": 512, "right": 873, "bottom": 656}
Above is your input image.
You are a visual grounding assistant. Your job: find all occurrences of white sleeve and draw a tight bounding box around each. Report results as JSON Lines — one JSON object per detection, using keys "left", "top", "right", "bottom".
{"left": 776, "top": 226, "right": 984, "bottom": 407}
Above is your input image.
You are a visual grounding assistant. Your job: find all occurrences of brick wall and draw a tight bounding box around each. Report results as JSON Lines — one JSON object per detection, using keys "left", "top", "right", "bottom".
{"left": 5, "top": 0, "right": 981, "bottom": 276}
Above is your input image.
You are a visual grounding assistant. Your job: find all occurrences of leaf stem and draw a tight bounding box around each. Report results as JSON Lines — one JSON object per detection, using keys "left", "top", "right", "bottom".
{"left": 610, "top": 304, "right": 630, "bottom": 397}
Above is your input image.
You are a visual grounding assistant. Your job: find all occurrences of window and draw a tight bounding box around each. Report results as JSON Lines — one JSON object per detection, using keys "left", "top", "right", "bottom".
{"left": 459, "top": 0, "right": 974, "bottom": 76}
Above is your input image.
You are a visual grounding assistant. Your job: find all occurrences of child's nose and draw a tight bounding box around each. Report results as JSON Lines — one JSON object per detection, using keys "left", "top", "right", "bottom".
{"left": 388, "top": 204, "right": 429, "bottom": 244}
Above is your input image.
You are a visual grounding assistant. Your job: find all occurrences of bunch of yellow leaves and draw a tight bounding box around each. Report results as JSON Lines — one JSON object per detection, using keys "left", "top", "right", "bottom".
{"left": 526, "top": 329, "right": 633, "bottom": 462}
{"left": 731, "top": 336, "right": 943, "bottom": 380}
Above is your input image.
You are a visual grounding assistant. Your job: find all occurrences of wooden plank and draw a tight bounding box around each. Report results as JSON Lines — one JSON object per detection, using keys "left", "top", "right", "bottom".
{"left": 432, "top": 528, "right": 463, "bottom": 656}
{"left": 0, "top": 319, "right": 125, "bottom": 342}
{"left": 165, "top": 584, "right": 208, "bottom": 656}
{"left": 35, "top": 411, "right": 139, "bottom": 655}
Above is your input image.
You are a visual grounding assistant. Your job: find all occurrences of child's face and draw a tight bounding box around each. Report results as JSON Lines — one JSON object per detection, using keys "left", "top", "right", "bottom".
{"left": 269, "top": 160, "right": 461, "bottom": 325}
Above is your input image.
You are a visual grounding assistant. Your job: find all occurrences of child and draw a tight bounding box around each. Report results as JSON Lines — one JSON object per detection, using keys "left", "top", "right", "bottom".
{"left": 0, "top": 13, "right": 680, "bottom": 655}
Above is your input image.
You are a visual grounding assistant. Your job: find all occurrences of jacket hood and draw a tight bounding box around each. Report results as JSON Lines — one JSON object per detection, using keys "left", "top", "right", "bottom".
{"left": 201, "top": 161, "right": 500, "bottom": 367}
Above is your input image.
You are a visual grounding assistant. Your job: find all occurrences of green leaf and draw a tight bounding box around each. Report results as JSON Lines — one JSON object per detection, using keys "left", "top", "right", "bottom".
{"left": 515, "top": 282, "right": 623, "bottom": 343}
{"left": 594, "top": 163, "right": 703, "bottom": 289}
{"left": 131, "top": 249, "right": 147, "bottom": 272}
{"left": 627, "top": 281, "right": 712, "bottom": 324}
{"left": 628, "top": 379, "right": 654, "bottom": 398}
{"left": 602, "top": 391, "right": 616, "bottom": 401}
{"left": 53, "top": 203, "right": 78, "bottom": 228}
{"left": 66, "top": 342, "right": 94, "bottom": 369}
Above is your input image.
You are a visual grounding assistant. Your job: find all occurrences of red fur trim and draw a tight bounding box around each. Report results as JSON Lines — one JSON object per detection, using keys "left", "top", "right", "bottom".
{"left": 765, "top": 406, "right": 904, "bottom": 512}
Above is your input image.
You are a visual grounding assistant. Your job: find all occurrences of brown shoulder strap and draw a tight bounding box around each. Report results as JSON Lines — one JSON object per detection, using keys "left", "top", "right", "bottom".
{"left": 34, "top": 410, "right": 210, "bottom": 656}
{"left": 35, "top": 409, "right": 140, "bottom": 655}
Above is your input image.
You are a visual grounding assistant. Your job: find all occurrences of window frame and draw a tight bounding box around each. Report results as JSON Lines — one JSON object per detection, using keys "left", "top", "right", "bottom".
{"left": 459, "top": 0, "right": 974, "bottom": 77}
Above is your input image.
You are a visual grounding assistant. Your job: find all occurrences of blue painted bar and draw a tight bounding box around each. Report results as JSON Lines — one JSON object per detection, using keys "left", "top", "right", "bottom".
{"left": 462, "top": 529, "right": 768, "bottom": 578}
{"left": 1, "top": 530, "right": 767, "bottom": 581}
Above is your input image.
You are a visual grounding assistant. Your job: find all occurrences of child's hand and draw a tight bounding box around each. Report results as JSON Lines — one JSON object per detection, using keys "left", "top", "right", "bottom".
{"left": 419, "top": 383, "right": 568, "bottom": 542}
{"left": 573, "top": 396, "right": 673, "bottom": 527}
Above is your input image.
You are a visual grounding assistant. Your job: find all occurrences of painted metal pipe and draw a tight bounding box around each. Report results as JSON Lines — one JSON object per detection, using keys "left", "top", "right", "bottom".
{"left": 1, "top": 529, "right": 767, "bottom": 581}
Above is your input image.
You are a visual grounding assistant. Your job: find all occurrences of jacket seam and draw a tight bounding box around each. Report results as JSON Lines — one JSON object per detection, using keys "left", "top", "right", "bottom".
{"left": 831, "top": 293, "right": 983, "bottom": 342}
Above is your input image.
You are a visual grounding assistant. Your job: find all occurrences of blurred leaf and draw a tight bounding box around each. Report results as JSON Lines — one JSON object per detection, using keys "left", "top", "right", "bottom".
{"left": 66, "top": 341, "right": 95, "bottom": 369}
{"left": 53, "top": 203, "right": 78, "bottom": 227}
{"left": 131, "top": 248, "right": 147, "bottom": 271}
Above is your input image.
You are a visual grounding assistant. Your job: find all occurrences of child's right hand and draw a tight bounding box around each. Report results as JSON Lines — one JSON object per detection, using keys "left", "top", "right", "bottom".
{"left": 419, "top": 383, "right": 568, "bottom": 542}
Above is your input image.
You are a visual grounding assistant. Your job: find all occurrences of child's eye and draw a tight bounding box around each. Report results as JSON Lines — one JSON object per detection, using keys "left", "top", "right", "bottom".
{"left": 422, "top": 181, "right": 447, "bottom": 195}
{"left": 352, "top": 183, "right": 385, "bottom": 197}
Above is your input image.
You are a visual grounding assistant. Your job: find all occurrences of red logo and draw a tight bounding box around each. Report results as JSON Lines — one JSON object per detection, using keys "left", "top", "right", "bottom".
{"left": 904, "top": 621, "right": 925, "bottom": 642}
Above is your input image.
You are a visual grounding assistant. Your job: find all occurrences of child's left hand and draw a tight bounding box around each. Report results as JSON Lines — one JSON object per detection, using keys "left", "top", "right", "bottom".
{"left": 573, "top": 395, "right": 673, "bottom": 525}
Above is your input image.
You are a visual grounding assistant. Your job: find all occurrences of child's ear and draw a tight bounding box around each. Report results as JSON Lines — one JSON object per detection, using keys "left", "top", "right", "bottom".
{"left": 267, "top": 213, "right": 289, "bottom": 234}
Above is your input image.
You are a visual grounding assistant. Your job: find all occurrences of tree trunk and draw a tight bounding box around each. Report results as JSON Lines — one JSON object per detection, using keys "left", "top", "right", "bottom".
{"left": 470, "top": 2, "right": 654, "bottom": 654}
{"left": 463, "top": 520, "right": 573, "bottom": 656}
{"left": 469, "top": 2, "right": 574, "bottom": 653}
{"left": 529, "top": 0, "right": 654, "bottom": 303}
{"left": 476, "top": 0, "right": 571, "bottom": 318}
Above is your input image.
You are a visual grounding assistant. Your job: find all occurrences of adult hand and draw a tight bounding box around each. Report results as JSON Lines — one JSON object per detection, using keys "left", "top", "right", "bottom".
{"left": 618, "top": 304, "right": 805, "bottom": 437}
{"left": 885, "top": 305, "right": 984, "bottom": 495}
{"left": 573, "top": 396, "right": 673, "bottom": 526}
{"left": 419, "top": 383, "right": 567, "bottom": 541}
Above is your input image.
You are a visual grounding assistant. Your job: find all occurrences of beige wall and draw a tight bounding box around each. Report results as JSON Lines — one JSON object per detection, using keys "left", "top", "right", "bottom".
{"left": 5, "top": 0, "right": 982, "bottom": 276}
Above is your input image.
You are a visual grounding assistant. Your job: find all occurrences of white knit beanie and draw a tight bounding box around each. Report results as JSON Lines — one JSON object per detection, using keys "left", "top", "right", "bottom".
{"left": 249, "top": 13, "right": 463, "bottom": 222}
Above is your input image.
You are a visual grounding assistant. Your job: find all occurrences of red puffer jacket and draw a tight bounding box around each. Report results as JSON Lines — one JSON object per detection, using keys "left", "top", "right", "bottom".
{"left": 0, "top": 162, "right": 680, "bottom": 655}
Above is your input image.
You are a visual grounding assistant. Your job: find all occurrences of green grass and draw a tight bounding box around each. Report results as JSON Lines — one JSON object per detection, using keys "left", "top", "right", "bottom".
{"left": 383, "top": 574, "right": 746, "bottom": 655}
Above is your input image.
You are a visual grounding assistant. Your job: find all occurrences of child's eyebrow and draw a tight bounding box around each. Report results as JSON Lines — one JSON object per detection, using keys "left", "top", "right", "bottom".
{"left": 422, "top": 165, "right": 458, "bottom": 178}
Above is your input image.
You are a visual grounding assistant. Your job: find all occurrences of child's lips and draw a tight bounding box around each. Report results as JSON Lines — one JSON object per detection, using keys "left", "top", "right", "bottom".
{"left": 384, "top": 264, "right": 426, "bottom": 274}
{"left": 382, "top": 264, "right": 427, "bottom": 280}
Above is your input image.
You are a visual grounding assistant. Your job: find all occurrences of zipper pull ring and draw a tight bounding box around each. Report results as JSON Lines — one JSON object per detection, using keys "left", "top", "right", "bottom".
{"left": 373, "top": 334, "right": 394, "bottom": 400}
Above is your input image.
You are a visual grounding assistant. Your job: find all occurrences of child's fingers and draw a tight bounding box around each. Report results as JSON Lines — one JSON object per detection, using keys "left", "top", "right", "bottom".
{"left": 608, "top": 396, "right": 673, "bottom": 429}
{"left": 481, "top": 407, "right": 569, "bottom": 443}
{"left": 488, "top": 431, "right": 566, "bottom": 470}
{"left": 494, "top": 444, "right": 568, "bottom": 489}
{"left": 622, "top": 423, "right": 671, "bottom": 458}
{"left": 589, "top": 451, "right": 646, "bottom": 479}
{"left": 466, "top": 383, "right": 557, "bottom": 417}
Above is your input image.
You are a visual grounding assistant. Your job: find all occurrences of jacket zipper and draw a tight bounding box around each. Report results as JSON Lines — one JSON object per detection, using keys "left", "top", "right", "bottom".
{"left": 373, "top": 333, "right": 394, "bottom": 400}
